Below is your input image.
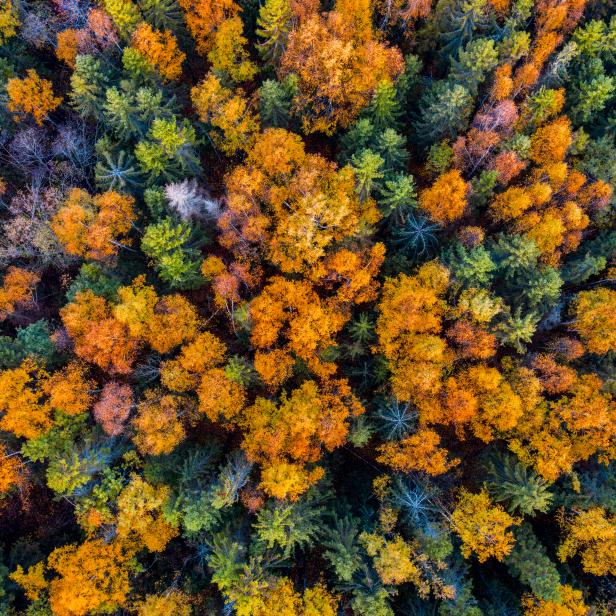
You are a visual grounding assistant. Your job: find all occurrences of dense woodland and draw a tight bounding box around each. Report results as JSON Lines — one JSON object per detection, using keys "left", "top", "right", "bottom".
{"left": 0, "top": 0, "right": 615, "bottom": 614}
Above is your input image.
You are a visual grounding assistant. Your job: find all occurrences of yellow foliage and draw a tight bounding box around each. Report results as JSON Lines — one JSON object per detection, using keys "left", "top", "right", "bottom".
{"left": 116, "top": 475, "right": 179, "bottom": 552}
{"left": 451, "top": 489, "right": 519, "bottom": 562}
{"left": 131, "top": 22, "right": 185, "bottom": 81}
{"left": 7, "top": 69, "right": 62, "bottom": 125}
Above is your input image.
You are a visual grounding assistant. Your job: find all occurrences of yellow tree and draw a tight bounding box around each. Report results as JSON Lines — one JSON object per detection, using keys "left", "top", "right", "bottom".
{"left": 450, "top": 489, "right": 519, "bottom": 562}
{"left": 46, "top": 539, "right": 137, "bottom": 616}
{"left": 279, "top": 3, "right": 403, "bottom": 134}
{"left": 571, "top": 288, "right": 616, "bottom": 355}
{"left": 7, "top": 70, "right": 62, "bottom": 125}
{"left": 191, "top": 73, "right": 259, "bottom": 155}
{"left": 131, "top": 23, "right": 185, "bottom": 81}
{"left": 558, "top": 507, "right": 616, "bottom": 576}
{"left": 116, "top": 475, "right": 179, "bottom": 552}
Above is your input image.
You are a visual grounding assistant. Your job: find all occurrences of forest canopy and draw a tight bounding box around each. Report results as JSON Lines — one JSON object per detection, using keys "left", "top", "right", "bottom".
{"left": 0, "top": 0, "right": 615, "bottom": 614}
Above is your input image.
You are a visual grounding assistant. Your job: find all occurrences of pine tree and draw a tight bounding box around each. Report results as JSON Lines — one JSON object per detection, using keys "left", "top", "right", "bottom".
{"left": 141, "top": 218, "right": 204, "bottom": 289}
{"left": 69, "top": 55, "right": 109, "bottom": 119}
{"left": 259, "top": 78, "right": 293, "bottom": 128}
{"left": 379, "top": 173, "right": 417, "bottom": 223}
{"left": 322, "top": 514, "right": 363, "bottom": 582}
{"left": 256, "top": 0, "right": 293, "bottom": 65}
{"left": 364, "top": 80, "right": 402, "bottom": 132}
{"left": 95, "top": 142, "right": 143, "bottom": 191}
{"left": 495, "top": 308, "right": 539, "bottom": 353}
{"left": 375, "top": 129, "right": 408, "bottom": 175}
{"left": 505, "top": 524, "right": 561, "bottom": 602}
{"left": 486, "top": 452, "right": 553, "bottom": 516}
{"left": 351, "top": 150, "right": 385, "bottom": 202}
{"left": 414, "top": 81, "right": 474, "bottom": 146}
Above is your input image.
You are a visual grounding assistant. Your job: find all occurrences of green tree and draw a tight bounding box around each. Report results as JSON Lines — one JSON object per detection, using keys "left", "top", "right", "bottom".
{"left": 363, "top": 81, "right": 401, "bottom": 132}
{"left": 135, "top": 117, "right": 199, "bottom": 182}
{"left": 141, "top": 218, "right": 204, "bottom": 289}
{"left": 69, "top": 55, "right": 108, "bottom": 118}
{"left": 450, "top": 38, "right": 499, "bottom": 94}
{"left": 259, "top": 78, "right": 294, "bottom": 128}
{"left": 414, "top": 81, "right": 474, "bottom": 146}
{"left": 256, "top": 0, "right": 293, "bottom": 65}
{"left": 505, "top": 524, "right": 562, "bottom": 602}
{"left": 351, "top": 150, "right": 385, "bottom": 202}
{"left": 486, "top": 452, "right": 553, "bottom": 516}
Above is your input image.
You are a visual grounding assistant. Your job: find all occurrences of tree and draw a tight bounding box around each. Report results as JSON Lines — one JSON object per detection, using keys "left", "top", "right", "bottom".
{"left": 46, "top": 539, "right": 137, "bottom": 616}
{"left": 93, "top": 382, "right": 133, "bottom": 436}
{"left": 450, "top": 489, "right": 520, "bottom": 562}
{"left": 103, "top": 0, "right": 140, "bottom": 36}
{"left": 529, "top": 116, "right": 572, "bottom": 165}
{"left": 113, "top": 277, "right": 199, "bottom": 353}
{"left": 522, "top": 584, "right": 588, "bottom": 616}
{"left": 506, "top": 525, "right": 561, "bottom": 602}
{"left": 414, "top": 81, "right": 474, "bottom": 146}
{"left": 219, "top": 128, "right": 379, "bottom": 274}
{"left": 240, "top": 379, "right": 363, "bottom": 498}
{"left": 70, "top": 55, "right": 109, "bottom": 118}
{"left": 135, "top": 117, "right": 199, "bottom": 181}
{"left": 131, "top": 22, "right": 185, "bottom": 81}
{"left": 177, "top": 0, "right": 240, "bottom": 54}
{"left": 141, "top": 218, "right": 204, "bottom": 289}
{"left": 558, "top": 507, "right": 616, "bottom": 576}
{"left": 0, "top": 0, "right": 19, "bottom": 44}
{"left": 418, "top": 170, "right": 469, "bottom": 224}
{"left": 136, "top": 591, "right": 192, "bottom": 616}
{"left": 60, "top": 290, "right": 139, "bottom": 374}
{"left": 0, "top": 359, "right": 52, "bottom": 439}
{"left": 51, "top": 188, "right": 136, "bottom": 260}
{"left": 208, "top": 17, "right": 257, "bottom": 83}
{"left": 259, "top": 78, "right": 294, "bottom": 128}
{"left": 132, "top": 389, "right": 187, "bottom": 455}
{"left": 116, "top": 475, "right": 179, "bottom": 552}
{"left": 376, "top": 262, "right": 450, "bottom": 402}
{"left": 0, "top": 443, "right": 24, "bottom": 495}
{"left": 7, "top": 70, "right": 62, "bottom": 125}
{"left": 486, "top": 453, "right": 553, "bottom": 515}
{"left": 571, "top": 288, "right": 616, "bottom": 354}
{"left": 377, "top": 428, "right": 458, "bottom": 475}
{"left": 0, "top": 267, "right": 40, "bottom": 321}
{"left": 279, "top": 8, "right": 404, "bottom": 134}
{"left": 191, "top": 73, "right": 259, "bottom": 155}
{"left": 256, "top": 0, "right": 293, "bottom": 65}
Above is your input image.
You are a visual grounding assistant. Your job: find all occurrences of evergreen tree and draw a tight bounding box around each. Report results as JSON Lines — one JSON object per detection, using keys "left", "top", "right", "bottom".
{"left": 505, "top": 524, "right": 562, "bottom": 602}
{"left": 141, "top": 218, "right": 204, "bottom": 289}
{"left": 414, "top": 81, "right": 474, "bottom": 146}
{"left": 486, "top": 452, "right": 553, "bottom": 516}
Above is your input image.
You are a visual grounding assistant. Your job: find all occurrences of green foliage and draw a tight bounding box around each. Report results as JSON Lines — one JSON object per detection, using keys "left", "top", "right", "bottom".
{"left": 322, "top": 514, "right": 363, "bottom": 582}
{"left": 363, "top": 81, "right": 402, "bottom": 132}
{"left": 379, "top": 173, "right": 417, "bottom": 223}
{"left": 352, "top": 150, "right": 385, "bottom": 202}
{"left": 414, "top": 81, "right": 474, "bottom": 146}
{"left": 69, "top": 55, "right": 109, "bottom": 118}
{"left": 135, "top": 117, "right": 199, "bottom": 182}
{"left": 443, "top": 242, "right": 496, "bottom": 288}
{"left": 95, "top": 140, "right": 143, "bottom": 191}
{"left": 254, "top": 487, "right": 327, "bottom": 557}
{"left": 259, "top": 77, "right": 295, "bottom": 128}
{"left": 141, "top": 218, "right": 204, "bottom": 289}
{"left": 256, "top": 0, "right": 293, "bottom": 65}
{"left": 495, "top": 308, "right": 539, "bottom": 353}
{"left": 66, "top": 263, "right": 122, "bottom": 302}
{"left": 450, "top": 38, "right": 499, "bottom": 93}
{"left": 486, "top": 452, "right": 553, "bottom": 515}
{"left": 505, "top": 524, "right": 562, "bottom": 602}
{"left": 0, "top": 320, "right": 56, "bottom": 369}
